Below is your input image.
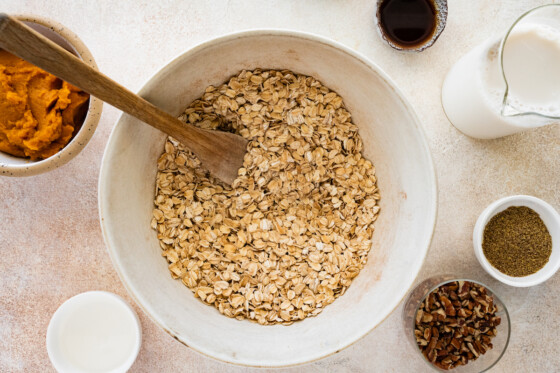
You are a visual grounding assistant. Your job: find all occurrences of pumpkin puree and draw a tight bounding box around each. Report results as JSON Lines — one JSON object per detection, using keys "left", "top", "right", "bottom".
{"left": 0, "top": 50, "right": 89, "bottom": 159}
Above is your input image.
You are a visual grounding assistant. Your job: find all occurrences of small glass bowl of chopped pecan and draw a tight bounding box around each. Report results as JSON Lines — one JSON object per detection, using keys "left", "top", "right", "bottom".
{"left": 402, "top": 276, "right": 511, "bottom": 372}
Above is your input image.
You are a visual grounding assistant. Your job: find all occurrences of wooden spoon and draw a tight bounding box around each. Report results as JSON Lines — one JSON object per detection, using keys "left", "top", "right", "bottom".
{"left": 0, "top": 14, "right": 248, "bottom": 185}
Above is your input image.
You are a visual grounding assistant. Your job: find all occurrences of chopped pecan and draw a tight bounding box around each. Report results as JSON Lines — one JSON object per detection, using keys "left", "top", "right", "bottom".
{"left": 416, "top": 309, "right": 423, "bottom": 324}
{"left": 457, "top": 308, "right": 472, "bottom": 318}
{"left": 458, "top": 281, "right": 470, "bottom": 298}
{"left": 422, "top": 327, "right": 430, "bottom": 340}
{"left": 414, "top": 281, "right": 500, "bottom": 370}
{"left": 422, "top": 312, "right": 434, "bottom": 323}
{"left": 427, "top": 293, "right": 436, "bottom": 310}
{"left": 441, "top": 295, "right": 456, "bottom": 316}
{"left": 433, "top": 308, "right": 446, "bottom": 321}
{"left": 450, "top": 338, "right": 461, "bottom": 350}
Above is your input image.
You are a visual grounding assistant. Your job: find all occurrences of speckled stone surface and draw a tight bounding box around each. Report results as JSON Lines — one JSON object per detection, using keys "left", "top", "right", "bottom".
{"left": 1, "top": 1, "right": 559, "bottom": 372}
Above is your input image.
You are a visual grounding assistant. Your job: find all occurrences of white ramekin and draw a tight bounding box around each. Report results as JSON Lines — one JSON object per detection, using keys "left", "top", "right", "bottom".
{"left": 46, "top": 291, "right": 142, "bottom": 373}
{"left": 473, "top": 195, "right": 560, "bottom": 287}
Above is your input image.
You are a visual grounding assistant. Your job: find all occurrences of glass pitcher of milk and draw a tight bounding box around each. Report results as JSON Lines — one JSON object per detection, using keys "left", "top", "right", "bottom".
{"left": 442, "top": 4, "right": 560, "bottom": 139}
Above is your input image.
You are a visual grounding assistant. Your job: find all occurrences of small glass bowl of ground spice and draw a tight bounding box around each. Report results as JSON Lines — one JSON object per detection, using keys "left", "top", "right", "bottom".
{"left": 403, "top": 276, "right": 511, "bottom": 372}
{"left": 474, "top": 195, "right": 560, "bottom": 287}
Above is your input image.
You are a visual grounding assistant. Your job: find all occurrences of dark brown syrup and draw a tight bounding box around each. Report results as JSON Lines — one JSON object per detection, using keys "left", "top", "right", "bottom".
{"left": 378, "top": 0, "right": 436, "bottom": 48}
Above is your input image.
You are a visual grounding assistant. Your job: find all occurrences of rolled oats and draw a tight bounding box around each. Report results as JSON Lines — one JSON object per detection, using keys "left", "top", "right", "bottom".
{"left": 151, "top": 69, "right": 380, "bottom": 325}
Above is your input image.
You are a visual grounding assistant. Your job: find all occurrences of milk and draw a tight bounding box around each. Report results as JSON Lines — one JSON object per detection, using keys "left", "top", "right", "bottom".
{"left": 47, "top": 292, "right": 141, "bottom": 373}
{"left": 442, "top": 22, "right": 560, "bottom": 139}
{"left": 502, "top": 24, "right": 560, "bottom": 114}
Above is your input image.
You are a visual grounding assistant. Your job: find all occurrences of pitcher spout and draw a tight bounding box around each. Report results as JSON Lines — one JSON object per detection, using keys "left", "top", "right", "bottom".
{"left": 500, "top": 99, "right": 525, "bottom": 117}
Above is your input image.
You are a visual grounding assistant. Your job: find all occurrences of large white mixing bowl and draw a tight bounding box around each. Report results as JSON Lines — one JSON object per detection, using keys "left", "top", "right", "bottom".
{"left": 99, "top": 30, "right": 437, "bottom": 367}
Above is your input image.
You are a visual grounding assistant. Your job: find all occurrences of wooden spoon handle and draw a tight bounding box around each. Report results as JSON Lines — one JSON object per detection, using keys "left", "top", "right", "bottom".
{"left": 0, "top": 14, "right": 206, "bottom": 143}
{"left": 0, "top": 14, "right": 247, "bottom": 184}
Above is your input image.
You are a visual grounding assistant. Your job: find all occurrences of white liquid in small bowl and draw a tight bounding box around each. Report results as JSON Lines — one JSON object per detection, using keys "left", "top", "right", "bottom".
{"left": 47, "top": 291, "right": 142, "bottom": 373}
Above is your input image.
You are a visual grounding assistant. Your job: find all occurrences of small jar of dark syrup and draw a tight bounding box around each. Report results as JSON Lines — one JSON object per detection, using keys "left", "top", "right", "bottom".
{"left": 376, "top": 0, "right": 448, "bottom": 52}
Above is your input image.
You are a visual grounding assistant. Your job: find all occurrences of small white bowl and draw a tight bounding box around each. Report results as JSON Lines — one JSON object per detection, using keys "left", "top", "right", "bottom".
{"left": 473, "top": 195, "right": 560, "bottom": 287}
{"left": 46, "top": 291, "right": 142, "bottom": 373}
{"left": 0, "top": 15, "right": 102, "bottom": 177}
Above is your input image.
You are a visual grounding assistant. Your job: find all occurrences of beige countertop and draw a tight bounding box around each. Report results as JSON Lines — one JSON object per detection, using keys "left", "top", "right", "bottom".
{"left": 1, "top": 0, "right": 559, "bottom": 372}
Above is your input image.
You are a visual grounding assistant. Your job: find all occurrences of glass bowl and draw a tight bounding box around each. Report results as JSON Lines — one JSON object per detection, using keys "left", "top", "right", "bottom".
{"left": 402, "top": 275, "right": 511, "bottom": 372}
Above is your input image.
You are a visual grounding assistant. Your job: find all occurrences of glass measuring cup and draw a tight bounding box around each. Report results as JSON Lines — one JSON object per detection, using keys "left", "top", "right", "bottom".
{"left": 442, "top": 5, "right": 560, "bottom": 139}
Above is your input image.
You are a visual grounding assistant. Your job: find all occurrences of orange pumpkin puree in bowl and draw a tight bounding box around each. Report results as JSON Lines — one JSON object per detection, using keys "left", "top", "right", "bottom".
{"left": 0, "top": 50, "right": 89, "bottom": 160}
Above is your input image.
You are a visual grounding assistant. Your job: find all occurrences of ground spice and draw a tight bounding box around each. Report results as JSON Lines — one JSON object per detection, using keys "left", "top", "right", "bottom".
{"left": 482, "top": 206, "right": 552, "bottom": 277}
